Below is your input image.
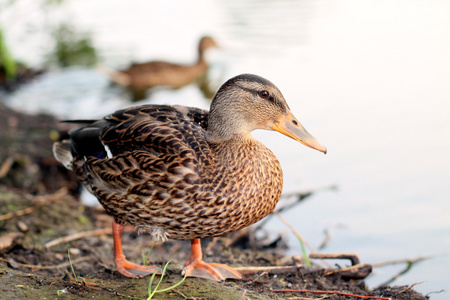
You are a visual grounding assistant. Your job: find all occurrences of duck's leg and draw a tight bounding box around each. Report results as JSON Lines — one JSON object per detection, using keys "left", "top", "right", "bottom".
{"left": 182, "top": 238, "right": 242, "bottom": 281}
{"left": 112, "top": 221, "right": 160, "bottom": 278}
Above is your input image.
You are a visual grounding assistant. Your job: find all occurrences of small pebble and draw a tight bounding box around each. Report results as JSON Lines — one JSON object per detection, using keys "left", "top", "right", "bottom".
{"left": 69, "top": 248, "right": 81, "bottom": 255}
{"left": 16, "top": 221, "right": 28, "bottom": 232}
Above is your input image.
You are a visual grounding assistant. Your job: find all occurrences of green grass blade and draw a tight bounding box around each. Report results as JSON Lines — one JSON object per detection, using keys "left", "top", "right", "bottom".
{"left": 67, "top": 249, "right": 78, "bottom": 281}
{"left": 297, "top": 236, "right": 311, "bottom": 267}
{"left": 142, "top": 242, "right": 155, "bottom": 266}
{"left": 149, "top": 260, "right": 170, "bottom": 297}
{"left": 146, "top": 260, "right": 187, "bottom": 299}
{"left": 146, "top": 266, "right": 160, "bottom": 298}
{"left": 155, "top": 269, "right": 187, "bottom": 293}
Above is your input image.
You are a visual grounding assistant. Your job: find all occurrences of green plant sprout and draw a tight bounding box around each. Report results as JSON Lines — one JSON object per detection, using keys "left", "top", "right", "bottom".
{"left": 141, "top": 242, "right": 156, "bottom": 266}
{"left": 297, "top": 236, "right": 311, "bottom": 267}
{"left": 273, "top": 211, "right": 311, "bottom": 267}
{"left": 67, "top": 249, "right": 85, "bottom": 282}
{"left": 134, "top": 260, "right": 187, "bottom": 300}
{"left": 0, "top": 28, "right": 17, "bottom": 79}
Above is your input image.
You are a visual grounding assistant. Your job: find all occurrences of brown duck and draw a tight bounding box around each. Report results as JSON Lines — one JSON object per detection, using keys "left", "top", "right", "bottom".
{"left": 53, "top": 73, "right": 326, "bottom": 281}
{"left": 107, "top": 36, "right": 218, "bottom": 101}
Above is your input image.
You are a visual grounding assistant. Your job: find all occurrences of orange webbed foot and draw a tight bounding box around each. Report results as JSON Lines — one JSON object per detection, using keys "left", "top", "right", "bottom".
{"left": 115, "top": 258, "right": 161, "bottom": 278}
{"left": 182, "top": 259, "right": 242, "bottom": 281}
{"left": 112, "top": 221, "right": 161, "bottom": 278}
{"left": 182, "top": 239, "right": 242, "bottom": 281}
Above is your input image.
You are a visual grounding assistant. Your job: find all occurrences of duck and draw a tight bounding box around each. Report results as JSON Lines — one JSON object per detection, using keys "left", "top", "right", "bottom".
{"left": 106, "top": 36, "right": 219, "bottom": 101}
{"left": 53, "top": 73, "right": 326, "bottom": 281}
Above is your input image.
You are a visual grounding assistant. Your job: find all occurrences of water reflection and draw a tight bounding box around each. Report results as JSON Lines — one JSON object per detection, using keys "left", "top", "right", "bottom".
{"left": 219, "top": 0, "right": 313, "bottom": 51}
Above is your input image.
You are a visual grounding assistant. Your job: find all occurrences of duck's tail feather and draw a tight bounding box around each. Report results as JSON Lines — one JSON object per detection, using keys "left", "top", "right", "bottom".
{"left": 96, "top": 64, "right": 131, "bottom": 86}
{"left": 53, "top": 141, "right": 73, "bottom": 170}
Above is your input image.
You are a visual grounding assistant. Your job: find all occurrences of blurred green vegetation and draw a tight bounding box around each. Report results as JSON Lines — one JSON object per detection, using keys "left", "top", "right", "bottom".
{"left": 0, "top": 0, "right": 98, "bottom": 81}
{"left": 46, "top": 23, "right": 98, "bottom": 68}
{"left": 0, "top": 27, "right": 17, "bottom": 79}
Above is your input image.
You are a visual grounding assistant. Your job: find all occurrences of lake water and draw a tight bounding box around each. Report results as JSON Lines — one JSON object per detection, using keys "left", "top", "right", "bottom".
{"left": 3, "top": 0, "right": 450, "bottom": 298}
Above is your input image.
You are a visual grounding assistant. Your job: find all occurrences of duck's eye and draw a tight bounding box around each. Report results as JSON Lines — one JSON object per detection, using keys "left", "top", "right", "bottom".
{"left": 259, "top": 90, "right": 270, "bottom": 99}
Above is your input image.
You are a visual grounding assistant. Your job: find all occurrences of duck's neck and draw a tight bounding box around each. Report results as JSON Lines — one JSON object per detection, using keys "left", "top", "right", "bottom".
{"left": 206, "top": 130, "right": 253, "bottom": 144}
{"left": 196, "top": 45, "right": 208, "bottom": 67}
{"left": 206, "top": 109, "right": 253, "bottom": 144}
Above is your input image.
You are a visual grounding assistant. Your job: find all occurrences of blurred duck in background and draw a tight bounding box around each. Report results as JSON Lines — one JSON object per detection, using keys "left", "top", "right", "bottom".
{"left": 103, "top": 36, "right": 219, "bottom": 101}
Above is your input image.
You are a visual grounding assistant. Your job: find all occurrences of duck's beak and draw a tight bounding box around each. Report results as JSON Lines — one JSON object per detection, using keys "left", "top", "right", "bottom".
{"left": 272, "top": 111, "right": 327, "bottom": 154}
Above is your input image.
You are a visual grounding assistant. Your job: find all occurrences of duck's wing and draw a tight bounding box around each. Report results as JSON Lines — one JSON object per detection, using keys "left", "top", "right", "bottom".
{"left": 70, "top": 105, "right": 209, "bottom": 160}
{"left": 59, "top": 105, "right": 213, "bottom": 209}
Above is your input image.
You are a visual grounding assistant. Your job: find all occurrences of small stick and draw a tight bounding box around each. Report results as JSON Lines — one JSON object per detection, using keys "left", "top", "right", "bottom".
{"left": 172, "top": 289, "right": 202, "bottom": 300}
{"left": 235, "top": 264, "right": 303, "bottom": 275}
{"left": 0, "top": 256, "right": 91, "bottom": 270}
{"left": 28, "top": 187, "right": 68, "bottom": 203}
{"left": 373, "top": 255, "right": 433, "bottom": 288}
{"left": 309, "top": 252, "right": 360, "bottom": 265}
{"left": 272, "top": 211, "right": 316, "bottom": 254}
{"left": 317, "top": 228, "right": 331, "bottom": 250}
{"left": 45, "top": 226, "right": 135, "bottom": 249}
{"left": 254, "top": 190, "right": 314, "bottom": 229}
{"left": 225, "top": 227, "right": 251, "bottom": 247}
{"left": 272, "top": 289, "right": 400, "bottom": 300}
{"left": 45, "top": 228, "right": 112, "bottom": 249}
{"left": 398, "top": 282, "right": 423, "bottom": 294}
{"left": 0, "top": 156, "right": 14, "bottom": 178}
{"left": 249, "top": 271, "right": 268, "bottom": 282}
{"left": 172, "top": 290, "right": 189, "bottom": 299}
{"left": 0, "top": 188, "right": 67, "bottom": 221}
{"left": 256, "top": 185, "right": 337, "bottom": 229}
{"left": 205, "top": 237, "right": 221, "bottom": 253}
{"left": 0, "top": 204, "right": 43, "bottom": 221}
{"left": 372, "top": 254, "right": 433, "bottom": 268}
{"left": 273, "top": 211, "right": 327, "bottom": 267}
{"left": 324, "top": 263, "right": 373, "bottom": 280}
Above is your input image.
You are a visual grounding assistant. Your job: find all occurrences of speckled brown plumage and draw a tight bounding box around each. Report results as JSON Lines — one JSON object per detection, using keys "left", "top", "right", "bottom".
{"left": 53, "top": 73, "right": 326, "bottom": 280}
{"left": 67, "top": 104, "right": 282, "bottom": 241}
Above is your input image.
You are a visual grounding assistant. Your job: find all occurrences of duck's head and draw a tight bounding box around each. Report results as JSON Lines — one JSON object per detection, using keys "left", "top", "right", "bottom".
{"left": 206, "top": 74, "right": 327, "bottom": 154}
{"left": 198, "top": 36, "right": 219, "bottom": 54}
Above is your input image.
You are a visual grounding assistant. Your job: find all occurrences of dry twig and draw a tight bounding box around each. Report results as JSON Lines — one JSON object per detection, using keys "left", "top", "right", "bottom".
{"left": 273, "top": 211, "right": 316, "bottom": 254}
{"left": 310, "top": 252, "right": 361, "bottom": 265}
{"left": 0, "top": 156, "right": 14, "bottom": 178}
{"left": 372, "top": 255, "right": 433, "bottom": 288}
{"left": 239, "top": 290, "right": 247, "bottom": 300}
{"left": 45, "top": 228, "right": 112, "bottom": 249}
{"left": 0, "top": 256, "right": 91, "bottom": 270}
{"left": 317, "top": 228, "right": 332, "bottom": 250}
{"left": 235, "top": 264, "right": 303, "bottom": 275}
{"left": 0, "top": 188, "right": 67, "bottom": 221}
{"left": 172, "top": 289, "right": 203, "bottom": 299}
{"left": 324, "top": 263, "right": 372, "bottom": 280}
{"left": 273, "top": 289, "right": 400, "bottom": 300}
{"left": 372, "top": 254, "right": 433, "bottom": 268}
{"left": 374, "top": 255, "right": 432, "bottom": 288}
{"left": 45, "top": 226, "right": 135, "bottom": 249}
